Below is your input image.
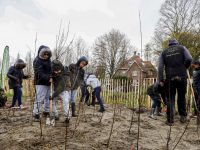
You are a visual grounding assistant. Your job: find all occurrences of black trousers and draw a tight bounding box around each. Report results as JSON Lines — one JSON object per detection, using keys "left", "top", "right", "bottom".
{"left": 166, "top": 77, "right": 187, "bottom": 122}
{"left": 194, "top": 90, "right": 200, "bottom": 114}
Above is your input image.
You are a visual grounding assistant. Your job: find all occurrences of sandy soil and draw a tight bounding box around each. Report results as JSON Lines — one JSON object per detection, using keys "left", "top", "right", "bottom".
{"left": 0, "top": 98, "right": 200, "bottom": 150}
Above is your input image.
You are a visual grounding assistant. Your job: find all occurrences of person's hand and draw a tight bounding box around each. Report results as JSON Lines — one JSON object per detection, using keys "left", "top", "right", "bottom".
{"left": 16, "top": 79, "right": 19, "bottom": 82}
{"left": 160, "top": 82, "right": 164, "bottom": 87}
{"left": 49, "top": 78, "right": 53, "bottom": 82}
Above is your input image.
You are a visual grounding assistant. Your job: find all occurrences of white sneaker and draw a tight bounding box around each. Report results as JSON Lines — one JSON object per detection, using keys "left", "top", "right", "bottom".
{"left": 20, "top": 105, "right": 26, "bottom": 110}
{"left": 11, "top": 105, "right": 19, "bottom": 110}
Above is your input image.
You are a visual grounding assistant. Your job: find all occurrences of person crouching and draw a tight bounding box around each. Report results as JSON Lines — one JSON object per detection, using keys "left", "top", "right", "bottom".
{"left": 147, "top": 80, "right": 167, "bottom": 120}
{"left": 51, "top": 60, "right": 71, "bottom": 127}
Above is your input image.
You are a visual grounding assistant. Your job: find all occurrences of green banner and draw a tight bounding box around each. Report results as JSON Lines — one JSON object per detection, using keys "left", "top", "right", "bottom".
{"left": 1, "top": 46, "right": 9, "bottom": 89}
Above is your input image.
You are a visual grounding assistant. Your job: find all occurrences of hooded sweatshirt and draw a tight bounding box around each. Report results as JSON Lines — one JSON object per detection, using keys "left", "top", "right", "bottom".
{"left": 147, "top": 81, "right": 166, "bottom": 101}
{"left": 158, "top": 38, "right": 192, "bottom": 82}
{"left": 81, "top": 70, "right": 92, "bottom": 86}
{"left": 7, "top": 59, "right": 28, "bottom": 89}
{"left": 86, "top": 75, "right": 101, "bottom": 89}
{"left": 69, "top": 56, "right": 88, "bottom": 90}
{"left": 51, "top": 66, "right": 71, "bottom": 99}
{"left": 33, "top": 45, "right": 52, "bottom": 85}
{"left": 193, "top": 66, "right": 200, "bottom": 92}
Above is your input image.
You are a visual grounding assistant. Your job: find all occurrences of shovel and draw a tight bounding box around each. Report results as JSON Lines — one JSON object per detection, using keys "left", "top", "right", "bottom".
{"left": 46, "top": 81, "right": 55, "bottom": 126}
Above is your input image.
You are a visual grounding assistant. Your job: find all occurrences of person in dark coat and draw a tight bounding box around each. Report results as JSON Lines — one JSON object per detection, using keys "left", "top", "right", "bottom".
{"left": 7, "top": 59, "right": 31, "bottom": 109}
{"left": 80, "top": 70, "right": 92, "bottom": 105}
{"left": 147, "top": 80, "right": 167, "bottom": 120}
{"left": 191, "top": 60, "right": 200, "bottom": 124}
{"left": 51, "top": 59, "right": 71, "bottom": 126}
{"left": 68, "top": 56, "right": 88, "bottom": 117}
{"left": 33, "top": 45, "right": 52, "bottom": 121}
{"left": 158, "top": 38, "right": 192, "bottom": 125}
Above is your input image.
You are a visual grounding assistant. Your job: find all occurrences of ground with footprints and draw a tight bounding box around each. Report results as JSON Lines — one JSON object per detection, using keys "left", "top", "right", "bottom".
{"left": 0, "top": 98, "right": 200, "bottom": 150}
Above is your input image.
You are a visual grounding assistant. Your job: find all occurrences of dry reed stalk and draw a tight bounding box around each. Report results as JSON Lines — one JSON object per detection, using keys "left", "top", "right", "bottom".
{"left": 137, "top": 10, "right": 142, "bottom": 150}
{"left": 172, "top": 119, "right": 190, "bottom": 150}
{"left": 167, "top": 68, "right": 172, "bottom": 149}
{"left": 107, "top": 79, "right": 118, "bottom": 148}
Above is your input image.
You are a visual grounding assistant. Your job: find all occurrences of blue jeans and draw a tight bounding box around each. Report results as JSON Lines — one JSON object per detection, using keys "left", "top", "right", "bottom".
{"left": 92, "top": 86, "right": 104, "bottom": 109}
{"left": 11, "top": 87, "right": 22, "bottom": 107}
{"left": 80, "top": 85, "right": 90, "bottom": 103}
{"left": 150, "top": 95, "right": 161, "bottom": 108}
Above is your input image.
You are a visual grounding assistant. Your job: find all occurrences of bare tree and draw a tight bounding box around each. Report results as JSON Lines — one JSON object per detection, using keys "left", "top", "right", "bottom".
{"left": 158, "top": 0, "right": 200, "bottom": 36}
{"left": 151, "top": 0, "right": 200, "bottom": 57}
{"left": 144, "top": 43, "right": 152, "bottom": 61}
{"left": 24, "top": 51, "right": 33, "bottom": 76}
{"left": 0, "top": 57, "right": 2, "bottom": 72}
{"left": 93, "top": 29, "right": 133, "bottom": 78}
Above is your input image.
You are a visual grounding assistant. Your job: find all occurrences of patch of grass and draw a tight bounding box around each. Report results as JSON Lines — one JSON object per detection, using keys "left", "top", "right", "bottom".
{"left": 5, "top": 93, "right": 26, "bottom": 99}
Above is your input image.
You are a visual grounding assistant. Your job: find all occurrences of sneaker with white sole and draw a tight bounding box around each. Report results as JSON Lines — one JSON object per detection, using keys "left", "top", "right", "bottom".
{"left": 20, "top": 105, "right": 26, "bottom": 110}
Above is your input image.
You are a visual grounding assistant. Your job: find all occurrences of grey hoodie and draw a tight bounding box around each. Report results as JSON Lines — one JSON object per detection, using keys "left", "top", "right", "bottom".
{"left": 81, "top": 70, "right": 92, "bottom": 86}
{"left": 86, "top": 75, "right": 101, "bottom": 89}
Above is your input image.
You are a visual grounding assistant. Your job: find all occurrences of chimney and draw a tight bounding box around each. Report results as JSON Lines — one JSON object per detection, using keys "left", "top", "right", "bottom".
{"left": 134, "top": 51, "right": 137, "bottom": 56}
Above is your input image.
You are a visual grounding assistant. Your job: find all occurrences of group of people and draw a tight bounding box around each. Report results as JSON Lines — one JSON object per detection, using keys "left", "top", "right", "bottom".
{"left": 147, "top": 38, "right": 200, "bottom": 126}
{"left": 7, "top": 45, "right": 105, "bottom": 127}
{"left": 6, "top": 38, "right": 200, "bottom": 127}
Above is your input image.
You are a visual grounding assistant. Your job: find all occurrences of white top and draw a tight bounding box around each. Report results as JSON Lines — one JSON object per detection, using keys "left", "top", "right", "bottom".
{"left": 86, "top": 75, "right": 101, "bottom": 89}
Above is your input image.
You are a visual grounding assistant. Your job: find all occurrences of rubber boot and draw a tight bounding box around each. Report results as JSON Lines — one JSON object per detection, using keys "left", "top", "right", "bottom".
{"left": 72, "top": 103, "right": 78, "bottom": 117}
{"left": 64, "top": 118, "right": 70, "bottom": 127}
{"left": 156, "top": 107, "right": 164, "bottom": 116}
{"left": 148, "top": 108, "right": 157, "bottom": 120}
{"left": 198, "top": 112, "right": 200, "bottom": 125}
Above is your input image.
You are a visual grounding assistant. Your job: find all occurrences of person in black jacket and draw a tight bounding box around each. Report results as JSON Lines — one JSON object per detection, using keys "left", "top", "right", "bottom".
{"left": 7, "top": 59, "right": 31, "bottom": 109}
{"left": 191, "top": 61, "right": 200, "bottom": 124}
{"left": 51, "top": 59, "right": 71, "bottom": 126}
{"left": 147, "top": 80, "right": 167, "bottom": 120}
{"left": 80, "top": 70, "right": 92, "bottom": 105}
{"left": 158, "top": 38, "right": 192, "bottom": 125}
{"left": 33, "top": 45, "right": 52, "bottom": 121}
{"left": 68, "top": 56, "right": 88, "bottom": 117}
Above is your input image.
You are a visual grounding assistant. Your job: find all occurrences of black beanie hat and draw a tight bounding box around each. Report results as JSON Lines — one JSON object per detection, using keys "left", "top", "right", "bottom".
{"left": 51, "top": 59, "right": 63, "bottom": 71}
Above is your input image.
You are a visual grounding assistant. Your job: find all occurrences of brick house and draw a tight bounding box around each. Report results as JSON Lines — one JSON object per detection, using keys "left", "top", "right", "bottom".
{"left": 114, "top": 53, "right": 157, "bottom": 82}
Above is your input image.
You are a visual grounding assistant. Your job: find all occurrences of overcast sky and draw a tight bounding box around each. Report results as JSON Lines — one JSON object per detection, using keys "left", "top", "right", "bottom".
{"left": 0, "top": 0, "right": 165, "bottom": 60}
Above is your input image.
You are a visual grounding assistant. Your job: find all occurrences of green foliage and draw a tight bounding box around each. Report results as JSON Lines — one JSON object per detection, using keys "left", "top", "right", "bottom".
{"left": 5, "top": 93, "right": 26, "bottom": 99}
{"left": 113, "top": 75, "right": 132, "bottom": 80}
{"left": 162, "top": 32, "right": 200, "bottom": 76}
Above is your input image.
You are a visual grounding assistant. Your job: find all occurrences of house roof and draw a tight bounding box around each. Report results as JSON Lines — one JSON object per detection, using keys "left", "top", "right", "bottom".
{"left": 118, "top": 56, "right": 156, "bottom": 73}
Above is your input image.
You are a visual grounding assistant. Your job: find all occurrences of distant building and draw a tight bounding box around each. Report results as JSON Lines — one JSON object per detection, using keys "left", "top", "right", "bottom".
{"left": 114, "top": 52, "right": 157, "bottom": 81}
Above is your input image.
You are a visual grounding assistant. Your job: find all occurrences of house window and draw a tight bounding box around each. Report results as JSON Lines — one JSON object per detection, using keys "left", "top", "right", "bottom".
{"left": 150, "top": 71, "right": 153, "bottom": 75}
{"left": 129, "top": 62, "right": 133, "bottom": 67}
{"left": 122, "top": 71, "right": 126, "bottom": 75}
{"left": 134, "top": 80, "right": 139, "bottom": 86}
{"left": 132, "top": 70, "right": 137, "bottom": 76}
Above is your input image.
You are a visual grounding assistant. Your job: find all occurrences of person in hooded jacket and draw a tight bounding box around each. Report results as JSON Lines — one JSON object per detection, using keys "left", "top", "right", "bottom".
{"left": 158, "top": 38, "right": 192, "bottom": 125}
{"left": 147, "top": 80, "right": 167, "bottom": 120}
{"left": 7, "top": 59, "right": 31, "bottom": 109}
{"left": 33, "top": 45, "right": 52, "bottom": 121}
{"left": 191, "top": 60, "right": 200, "bottom": 124}
{"left": 51, "top": 59, "right": 71, "bottom": 126}
{"left": 86, "top": 74, "right": 105, "bottom": 112}
{"left": 80, "top": 70, "right": 92, "bottom": 105}
{"left": 68, "top": 56, "right": 88, "bottom": 117}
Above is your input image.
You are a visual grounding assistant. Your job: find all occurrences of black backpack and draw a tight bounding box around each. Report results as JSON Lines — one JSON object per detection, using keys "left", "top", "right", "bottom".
{"left": 0, "top": 88, "right": 7, "bottom": 107}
